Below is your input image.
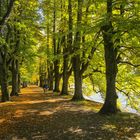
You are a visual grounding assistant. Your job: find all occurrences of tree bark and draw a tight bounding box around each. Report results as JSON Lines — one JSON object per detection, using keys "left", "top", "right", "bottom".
{"left": 99, "top": 32, "right": 118, "bottom": 114}
{"left": 72, "top": 61, "right": 83, "bottom": 100}
{"left": 72, "top": 0, "right": 84, "bottom": 101}
{"left": 0, "top": 23, "right": 11, "bottom": 102}
{"left": 61, "top": 63, "right": 69, "bottom": 95}
{"left": 53, "top": 63, "right": 61, "bottom": 92}
{"left": 39, "top": 75, "right": 44, "bottom": 87}
{"left": 18, "top": 72, "right": 21, "bottom": 93}
{"left": 48, "top": 65, "right": 53, "bottom": 90}
{"left": 61, "top": 0, "right": 73, "bottom": 96}
{"left": 0, "top": 54, "right": 9, "bottom": 102}
{"left": 61, "top": 49, "right": 72, "bottom": 95}
{"left": 10, "top": 59, "right": 19, "bottom": 96}
{"left": 0, "top": 0, "right": 15, "bottom": 31}
{"left": 46, "top": 8, "right": 53, "bottom": 91}
{"left": 53, "top": 35, "right": 61, "bottom": 92}
{"left": 52, "top": 0, "right": 61, "bottom": 92}
{"left": 99, "top": 0, "right": 118, "bottom": 114}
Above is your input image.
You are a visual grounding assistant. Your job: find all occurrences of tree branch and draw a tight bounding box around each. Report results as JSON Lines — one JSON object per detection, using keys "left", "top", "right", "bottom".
{"left": 0, "top": 0, "right": 15, "bottom": 31}
{"left": 80, "top": 30, "right": 102, "bottom": 74}
{"left": 82, "top": 68, "right": 103, "bottom": 79}
{"left": 119, "top": 61, "right": 140, "bottom": 67}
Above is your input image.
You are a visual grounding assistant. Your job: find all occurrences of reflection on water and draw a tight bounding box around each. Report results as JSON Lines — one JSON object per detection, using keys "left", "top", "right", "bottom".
{"left": 84, "top": 93, "right": 140, "bottom": 115}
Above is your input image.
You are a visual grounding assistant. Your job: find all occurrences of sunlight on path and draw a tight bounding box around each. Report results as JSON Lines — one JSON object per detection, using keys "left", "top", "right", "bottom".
{"left": 21, "top": 85, "right": 44, "bottom": 94}
{"left": 0, "top": 86, "right": 140, "bottom": 140}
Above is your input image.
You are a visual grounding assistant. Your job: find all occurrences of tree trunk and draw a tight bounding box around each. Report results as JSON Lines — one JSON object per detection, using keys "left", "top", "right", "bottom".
{"left": 72, "top": 0, "right": 84, "bottom": 101}
{"left": 18, "top": 72, "right": 21, "bottom": 93}
{"left": 60, "top": 0, "right": 73, "bottom": 96}
{"left": 61, "top": 57, "right": 69, "bottom": 95}
{"left": 61, "top": 36, "right": 69, "bottom": 95}
{"left": 52, "top": 0, "right": 61, "bottom": 92}
{"left": 39, "top": 75, "right": 44, "bottom": 87}
{"left": 72, "top": 58, "right": 83, "bottom": 100}
{"left": 53, "top": 63, "right": 61, "bottom": 92}
{"left": 99, "top": 35, "right": 118, "bottom": 114}
{"left": 0, "top": 55, "right": 9, "bottom": 102}
{"left": 10, "top": 60, "right": 19, "bottom": 96}
{"left": 46, "top": 8, "right": 53, "bottom": 91}
{"left": 48, "top": 65, "right": 54, "bottom": 90}
{"left": 99, "top": 0, "right": 118, "bottom": 114}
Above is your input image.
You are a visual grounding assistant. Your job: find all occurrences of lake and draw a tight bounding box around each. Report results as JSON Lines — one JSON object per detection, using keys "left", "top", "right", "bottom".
{"left": 84, "top": 92, "right": 140, "bottom": 115}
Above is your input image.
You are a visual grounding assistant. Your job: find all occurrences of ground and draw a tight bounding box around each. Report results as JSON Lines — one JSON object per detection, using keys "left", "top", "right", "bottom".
{"left": 0, "top": 86, "right": 140, "bottom": 140}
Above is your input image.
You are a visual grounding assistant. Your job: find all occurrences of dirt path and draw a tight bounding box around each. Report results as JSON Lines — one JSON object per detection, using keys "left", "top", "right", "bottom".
{"left": 0, "top": 86, "right": 140, "bottom": 140}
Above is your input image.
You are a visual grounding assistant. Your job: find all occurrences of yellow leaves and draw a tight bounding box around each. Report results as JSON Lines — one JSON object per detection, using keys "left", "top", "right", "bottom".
{"left": 31, "top": 74, "right": 39, "bottom": 82}
{"left": 27, "top": 0, "right": 39, "bottom": 10}
{"left": 102, "top": 124, "right": 116, "bottom": 130}
{"left": 135, "top": 76, "right": 140, "bottom": 83}
{"left": 20, "top": 67, "right": 28, "bottom": 76}
{"left": 15, "top": 0, "right": 20, "bottom": 6}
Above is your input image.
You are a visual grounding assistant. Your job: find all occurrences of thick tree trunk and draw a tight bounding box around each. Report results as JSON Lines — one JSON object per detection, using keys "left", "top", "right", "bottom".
{"left": 46, "top": 9, "right": 53, "bottom": 91}
{"left": 1, "top": 75, "right": 9, "bottom": 102}
{"left": 60, "top": 0, "right": 73, "bottom": 96}
{"left": 99, "top": 36, "right": 118, "bottom": 114}
{"left": 99, "top": 0, "right": 118, "bottom": 114}
{"left": 72, "top": 0, "right": 84, "bottom": 101}
{"left": 39, "top": 75, "right": 44, "bottom": 87}
{"left": 10, "top": 60, "right": 19, "bottom": 96}
{"left": 48, "top": 65, "right": 53, "bottom": 90}
{"left": 0, "top": 55, "right": 9, "bottom": 102}
{"left": 53, "top": 37, "right": 61, "bottom": 92}
{"left": 53, "top": 62, "right": 61, "bottom": 92}
{"left": 61, "top": 58, "right": 69, "bottom": 95}
{"left": 52, "top": 0, "right": 61, "bottom": 92}
{"left": 54, "top": 36, "right": 62, "bottom": 92}
{"left": 72, "top": 58, "right": 84, "bottom": 100}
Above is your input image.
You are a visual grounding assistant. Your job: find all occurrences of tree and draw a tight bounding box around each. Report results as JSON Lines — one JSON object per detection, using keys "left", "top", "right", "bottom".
{"left": 99, "top": 0, "right": 118, "bottom": 114}
{"left": 0, "top": 0, "right": 40, "bottom": 101}
{"left": 99, "top": 0, "right": 140, "bottom": 114}
{"left": 0, "top": 0, "right": 15, "bottom": 101}
{"left": 71, "top": 0, "right": 84, "bottom": 100}
{"left": 60, "top": 0, "right": 73, "bottom": 95}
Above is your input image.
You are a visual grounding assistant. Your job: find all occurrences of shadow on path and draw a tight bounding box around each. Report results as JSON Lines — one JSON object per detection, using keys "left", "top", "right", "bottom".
{"left": 0, "top": 86, "right": 140, "bottom": 140}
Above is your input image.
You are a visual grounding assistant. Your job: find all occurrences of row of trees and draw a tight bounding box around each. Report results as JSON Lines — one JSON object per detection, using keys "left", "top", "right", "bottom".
{"left": 39, "top": 0, "right": 140, "bottom": 114}
{"left": 0, "top": 0, "right": 139, "bottom": 115}
{"left": 0, "top": 0, "right": 40, "bottom": 101}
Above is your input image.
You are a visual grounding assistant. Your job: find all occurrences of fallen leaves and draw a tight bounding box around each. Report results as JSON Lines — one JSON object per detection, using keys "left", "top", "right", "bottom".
{"left": 0, "top": 86, "right": 140, "bottom": 140}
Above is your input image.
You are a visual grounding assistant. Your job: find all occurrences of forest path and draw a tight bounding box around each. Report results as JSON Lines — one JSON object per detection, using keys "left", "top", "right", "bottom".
{"left": 0, "top": 86, "right": 140, "bottom": 140}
